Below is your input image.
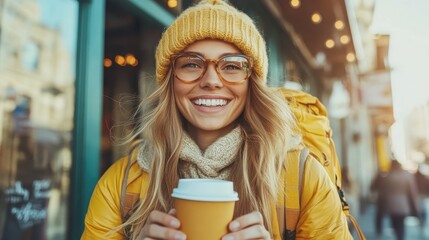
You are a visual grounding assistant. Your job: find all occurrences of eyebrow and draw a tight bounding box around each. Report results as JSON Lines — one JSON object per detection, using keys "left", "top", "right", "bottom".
{"left": 181, "top": 51, "right": 242, "bottom": 58}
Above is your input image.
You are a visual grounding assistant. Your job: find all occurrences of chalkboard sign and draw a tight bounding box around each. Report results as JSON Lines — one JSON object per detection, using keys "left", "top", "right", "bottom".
{"left": 2, "top": 179, "right": 51, "bottom": 239}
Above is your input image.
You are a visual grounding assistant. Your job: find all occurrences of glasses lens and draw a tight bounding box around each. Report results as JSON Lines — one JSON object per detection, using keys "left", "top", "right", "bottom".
{"left": 218, "top": 56, "right": 251, "bottom": 82}
{"left": 173, "top": 55, "right": 204, "bottom": 82}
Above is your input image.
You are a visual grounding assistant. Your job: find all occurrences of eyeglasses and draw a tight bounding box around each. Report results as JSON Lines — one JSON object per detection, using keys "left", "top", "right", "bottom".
{"left": 171, "top": 52, "right": 253, "bottom": 84}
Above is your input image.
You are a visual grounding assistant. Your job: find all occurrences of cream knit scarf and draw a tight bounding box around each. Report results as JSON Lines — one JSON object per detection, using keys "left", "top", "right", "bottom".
{"left": 179, "top": 126, "right": 243, "bottom": 179}
{"left": 136, "top": 126, "right": 243, "bottom": 180}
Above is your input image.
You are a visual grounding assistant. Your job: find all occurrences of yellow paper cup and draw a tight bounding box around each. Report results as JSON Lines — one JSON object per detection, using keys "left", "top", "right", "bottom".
{"left": 172, "top": 179, "right": 239, "bottom": 240}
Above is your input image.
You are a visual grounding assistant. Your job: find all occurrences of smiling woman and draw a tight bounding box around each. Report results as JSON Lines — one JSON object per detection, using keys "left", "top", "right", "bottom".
{"left": 81, "top": 1, "right": 353, "bottom": 239}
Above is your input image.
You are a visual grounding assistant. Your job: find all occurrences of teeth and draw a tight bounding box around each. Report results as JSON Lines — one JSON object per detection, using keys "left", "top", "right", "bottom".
{"left": 193, "top": 99, "right": 227, "bottom": 106}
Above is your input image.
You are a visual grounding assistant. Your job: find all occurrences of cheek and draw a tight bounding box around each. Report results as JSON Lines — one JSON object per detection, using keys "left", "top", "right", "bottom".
{"left": 238, "top": 92, "right": 248, "bottom": 113}
{"left": 173, "top": 79, "right": 186, "bottom": 99}
{"left": 173, "top": 80, "right": 192, "bottom": 112}
{"left": 235, "top": 85, "right": 249, "bottom": 107}
{"left": 174, "top": 86, "right": 185, "bottom": 109}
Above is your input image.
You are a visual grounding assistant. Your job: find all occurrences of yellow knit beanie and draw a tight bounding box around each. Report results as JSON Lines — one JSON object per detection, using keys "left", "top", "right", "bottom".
{"left": 155, "top": 0, "right": 268, "bottom": 85}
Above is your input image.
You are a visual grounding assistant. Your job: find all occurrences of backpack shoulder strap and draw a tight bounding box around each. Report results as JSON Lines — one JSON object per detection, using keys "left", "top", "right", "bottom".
{"left": 283, "top": 148, "right": 309, "bottom": 239}
{"left": 120, "top": 144, "right": 146, "bottom": 222}
{"left": 298, "top": 148, "right": 309, "bottom": 195}
{"left": 120, "top": 156, "right": 139, "bottom": 221}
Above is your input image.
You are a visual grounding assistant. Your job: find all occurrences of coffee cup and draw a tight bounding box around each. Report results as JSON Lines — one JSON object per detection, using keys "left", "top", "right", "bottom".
{"left": 171, "top": 179, "right": 239, "bottom": 240}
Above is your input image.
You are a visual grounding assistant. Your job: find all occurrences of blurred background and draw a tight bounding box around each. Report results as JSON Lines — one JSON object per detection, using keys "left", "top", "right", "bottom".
{"left": 0, "top": 0, "right": 428, "bottom": 239}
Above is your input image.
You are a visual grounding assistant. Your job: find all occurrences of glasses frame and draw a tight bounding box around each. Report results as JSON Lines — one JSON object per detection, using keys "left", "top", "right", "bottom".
{"left": 171, "top": 52, "right": 253, "bottom": 85}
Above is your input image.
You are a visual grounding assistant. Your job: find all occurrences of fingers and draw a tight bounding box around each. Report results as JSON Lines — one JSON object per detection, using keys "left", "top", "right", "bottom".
{"left": 168, "top": 208, "right": 177, "bottom": 216}
{"left": 229, "top": 211, "right": 264, "bottom": 231}
{"left": 145, "top": 224, "right": 186, "bottom": 240}
{"left": 223, "top": 224, "right": 270, "bottom": 240}
{"left": 139, "top": 210, "right": 186, "bottom": 240}
{"left": 147, "top": 210, "right": 180, "bottom": 228}
{"left": 222, "top": 211, "right": 270, "bottom": 240}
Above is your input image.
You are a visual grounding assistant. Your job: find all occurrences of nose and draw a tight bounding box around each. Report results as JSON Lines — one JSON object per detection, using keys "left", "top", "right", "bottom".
{"left": 199, "top": 63, "right": 223, "bottom": 89}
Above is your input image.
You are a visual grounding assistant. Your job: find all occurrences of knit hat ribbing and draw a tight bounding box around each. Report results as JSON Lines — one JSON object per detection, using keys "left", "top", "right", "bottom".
{"left": 155, "top": 0, "right": 268, "bottom": 85}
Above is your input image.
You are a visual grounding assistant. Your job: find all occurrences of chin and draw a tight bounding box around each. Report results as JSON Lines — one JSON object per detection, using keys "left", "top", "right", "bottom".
{"left": 194, "top": 121, "right": 235, "bottom": 132}
{"left": 196, "top": 124, "right": 226, "bottom": 131}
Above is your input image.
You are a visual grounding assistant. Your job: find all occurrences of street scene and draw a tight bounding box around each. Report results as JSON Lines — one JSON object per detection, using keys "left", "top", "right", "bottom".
{"left": 359, "top": 201, "right": 429, "bottom": 239}
{"left": 0, "top": 0, "right": 428, "bottom": 239}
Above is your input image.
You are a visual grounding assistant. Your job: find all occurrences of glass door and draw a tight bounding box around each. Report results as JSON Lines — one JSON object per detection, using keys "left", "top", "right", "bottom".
{"left": 0, "top": 0, "right": 79, "bottom": 239}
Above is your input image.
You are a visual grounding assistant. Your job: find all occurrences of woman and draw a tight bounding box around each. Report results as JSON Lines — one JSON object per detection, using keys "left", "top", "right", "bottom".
{"left": 82, "top": 0, "right": 352, "bottom": 239}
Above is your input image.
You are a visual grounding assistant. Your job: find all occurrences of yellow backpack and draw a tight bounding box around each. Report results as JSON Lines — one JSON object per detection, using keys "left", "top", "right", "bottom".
{"left": 276, "top": 88, "right": 365, "bottom": 240}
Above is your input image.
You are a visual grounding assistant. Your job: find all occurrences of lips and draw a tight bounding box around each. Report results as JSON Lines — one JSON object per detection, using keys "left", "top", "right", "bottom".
{"left": 192, "top": 98, "right": 228, "bottom": 107}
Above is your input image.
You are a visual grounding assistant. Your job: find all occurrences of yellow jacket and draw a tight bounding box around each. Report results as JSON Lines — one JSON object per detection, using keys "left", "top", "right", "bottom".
{"left": 82, "top": 150, "right": 352, "bottom": 239}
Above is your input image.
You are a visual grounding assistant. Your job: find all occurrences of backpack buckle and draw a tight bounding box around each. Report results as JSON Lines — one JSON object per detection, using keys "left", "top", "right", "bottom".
{"left": 284, "top": 229, "right": 296, "bottom": 240}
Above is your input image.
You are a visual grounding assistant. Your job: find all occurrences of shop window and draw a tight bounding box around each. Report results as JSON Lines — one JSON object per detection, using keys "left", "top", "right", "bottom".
{"left": 102, "top": 1, "right": 163, "bottom": 171}
{"left": 21, "top": 40, "right": 40, "bottom": 71}
{"left": 0, "top": 0, "right": 78, "bottom": 239}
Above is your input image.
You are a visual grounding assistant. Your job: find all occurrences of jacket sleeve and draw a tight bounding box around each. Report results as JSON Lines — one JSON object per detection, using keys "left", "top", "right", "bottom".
{"left": 296, "top": 157, "right": 352, "bottom": 240}
{"left": 81, "top": 158, "right": 129, "bottom": 240}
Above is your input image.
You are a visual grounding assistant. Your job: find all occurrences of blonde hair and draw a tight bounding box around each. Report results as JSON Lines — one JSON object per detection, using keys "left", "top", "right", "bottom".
{"left": 121, "top": 71, "right": 297, "bottom": 238}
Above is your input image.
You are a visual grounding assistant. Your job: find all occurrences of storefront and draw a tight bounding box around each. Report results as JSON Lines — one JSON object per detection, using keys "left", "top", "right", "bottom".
{"left": 0, "top": 0, "right": 317, "bottom": 239}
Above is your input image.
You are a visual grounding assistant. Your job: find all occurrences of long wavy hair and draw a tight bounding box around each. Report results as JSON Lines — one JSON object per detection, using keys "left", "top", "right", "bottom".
{"left": 122, "top": 69, "right": 297, "bottom": 239}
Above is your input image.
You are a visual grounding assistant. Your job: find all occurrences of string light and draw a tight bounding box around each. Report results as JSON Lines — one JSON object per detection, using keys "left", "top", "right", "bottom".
{"left": 104, "top": 58, "right": 112, "bottom": 68}
{"left": 325, "top": 39, "right": 335, "bottom": 48}
{"left": 311, "top": 12, "right": 322, "bottom": 24}
{"left": 290, "top": 0, "right": 300, "bottom": 8}
{"left": 107, "top": 54, "right": 139, "bottom": 67}
{"left": 125, "top": 54, "right": 138, "bottom": 66}
{"left": 340, "top": 35, "right": 350, "bottom": 44}
{"left": 115, "top": 55, "right": 126, "bottom": 66}
{"left": 335, "top": 20, "right": 344, "bottom": 30}
{"left": 167, "top": 0, "right": 177, "bottom": 8}
{"left": 346, "top": 53, "right": 356, "bottom": 62}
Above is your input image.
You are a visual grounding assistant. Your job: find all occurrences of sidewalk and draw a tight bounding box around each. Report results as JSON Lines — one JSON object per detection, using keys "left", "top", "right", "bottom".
{"left": 356, "top": 201, "right": 429, "bottom": 240}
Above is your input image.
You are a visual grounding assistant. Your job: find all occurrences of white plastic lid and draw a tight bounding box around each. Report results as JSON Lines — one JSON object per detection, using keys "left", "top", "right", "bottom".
{"left": 171, "top": 179, "right": 239, "bottom": 202}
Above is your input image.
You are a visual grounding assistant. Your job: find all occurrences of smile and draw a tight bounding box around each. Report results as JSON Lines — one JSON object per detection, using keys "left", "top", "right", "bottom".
{"left": 193, "top": 99, "right": 228, "bottom": 106}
